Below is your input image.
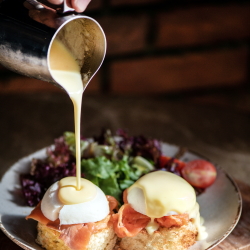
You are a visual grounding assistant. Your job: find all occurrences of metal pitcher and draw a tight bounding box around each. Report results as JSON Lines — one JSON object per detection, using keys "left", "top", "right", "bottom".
{"left": 0, "top": 0, "right": 106, "bottom": 88}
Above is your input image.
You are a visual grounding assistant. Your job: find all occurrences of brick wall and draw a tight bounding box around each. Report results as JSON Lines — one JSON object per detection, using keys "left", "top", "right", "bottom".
{"left": 0, "top": 0, "right": 249, "bottom": 95}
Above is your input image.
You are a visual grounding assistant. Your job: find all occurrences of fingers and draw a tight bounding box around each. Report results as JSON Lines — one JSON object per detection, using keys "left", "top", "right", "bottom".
{"left": 45, "top": 0, "right": 63, "bottom": 5}
{"left": 45, "top": 0, "right": 91, "bottom": 12}
{"left": 25, "top": 0, "right": 91, "bottom": 14}
{"left": 23, "top": 0, "right": 91, "bottom": 28}
{"left": 70, "top": 0, "right": 91, "bottom": 12}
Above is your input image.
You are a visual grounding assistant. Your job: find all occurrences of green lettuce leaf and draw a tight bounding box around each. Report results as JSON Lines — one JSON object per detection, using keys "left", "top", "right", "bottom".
{"left": 81, "top": 156, "right": 115, "bottom": 179}
{"left": 64, "top": 132, "right": 89, "bottom": 157}
{"left": 81, "top": 155, "right": 153, "bottom": 203}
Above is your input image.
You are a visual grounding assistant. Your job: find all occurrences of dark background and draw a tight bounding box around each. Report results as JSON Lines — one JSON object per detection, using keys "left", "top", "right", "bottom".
{"left": 1, "top": 0, "right": 250, "bottom": 113}
{"left": 0, "top": 2, "right": 250, "bottom": 248}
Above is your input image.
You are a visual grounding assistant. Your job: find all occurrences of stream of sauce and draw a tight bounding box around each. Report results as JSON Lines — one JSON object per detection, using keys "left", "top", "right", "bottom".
{"left": 49, "top": 39, "right": 207, "bottom": 241}
{"left": 49, "top": 39, "right": 95, "bottom": 204}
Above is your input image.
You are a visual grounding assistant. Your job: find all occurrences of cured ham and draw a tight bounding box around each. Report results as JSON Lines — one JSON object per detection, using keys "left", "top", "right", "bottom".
{"left": 112, "top": 203, "right": 189, "bottom": 238}
{"left": 112, "top": 204, "right": 150, "bottom": 237}
{"left": 106, "top": 195, "right": 119, "bottom": 212}
{"left": 156, "top": 214, "right": 189, "bottom": 228}
{"left": 26, "top": 196, "right": 117, "bottom": 250}
{"left": 60, "top": 223, "right": 94, "bottom": 250}
{"left": 26, "top": 202, "right": 51, "bottom": 226}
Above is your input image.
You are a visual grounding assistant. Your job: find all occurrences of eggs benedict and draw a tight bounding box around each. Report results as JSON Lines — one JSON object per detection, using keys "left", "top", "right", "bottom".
{"left": 26, "top": 176, "right": 118, "bottom": 250}
{"left": 112, "top": 171, "right": 207, "bottom": 250}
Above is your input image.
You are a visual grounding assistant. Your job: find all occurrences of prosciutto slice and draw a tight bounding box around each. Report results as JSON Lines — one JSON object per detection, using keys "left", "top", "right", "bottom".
{"left": 112, "top": 203, "right": 189, "bottom": 238}
{"left": 26, "top": 196, "right": 118, "bottom": 250}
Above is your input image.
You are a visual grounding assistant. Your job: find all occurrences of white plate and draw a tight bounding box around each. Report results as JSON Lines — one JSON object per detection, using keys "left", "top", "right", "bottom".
{"left": 0, "top": 143, "right": 242, "bottom": 250}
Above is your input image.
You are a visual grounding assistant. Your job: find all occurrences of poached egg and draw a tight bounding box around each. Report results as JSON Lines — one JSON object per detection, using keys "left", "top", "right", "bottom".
{"left": 41, "top": 177, "right": 109, "bottom": 225}
{"left": 127, "top": 171, "right": 207, "bottom": 239}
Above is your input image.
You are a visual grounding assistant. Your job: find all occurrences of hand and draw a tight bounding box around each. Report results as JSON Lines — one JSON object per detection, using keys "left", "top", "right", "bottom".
{"left": 47, "top": 0, "right": 91, "bottom": 13}
{"left": 24, "top": 1, "right": 59, "bottom": 28}
{"left": 24, "top": 0, "right": 91, "bottom": 28}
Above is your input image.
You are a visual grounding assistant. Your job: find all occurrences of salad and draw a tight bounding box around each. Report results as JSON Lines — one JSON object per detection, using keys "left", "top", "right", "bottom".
{"left": 20, "top": 129, "right": 217, "bottom": 207}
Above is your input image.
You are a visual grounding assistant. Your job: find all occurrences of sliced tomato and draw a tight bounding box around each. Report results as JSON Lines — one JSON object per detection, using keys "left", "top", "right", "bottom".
{"left": 159, "top": 155, "right": 186, "bottom": 172}
{"left": 159, "top": 155, "right": 171, "bottom": 168}
{"left": 181, "top": 159, "right": 217, "bottom": 188}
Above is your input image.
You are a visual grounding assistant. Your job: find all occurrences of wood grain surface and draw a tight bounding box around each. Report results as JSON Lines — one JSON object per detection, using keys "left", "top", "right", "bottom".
{"left": 213, "top": 180, "right": 250, "bottom": 250}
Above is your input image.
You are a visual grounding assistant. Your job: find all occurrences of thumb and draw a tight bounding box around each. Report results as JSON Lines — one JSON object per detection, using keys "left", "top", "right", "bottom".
{"left": 70, "top": 0, "right": 91, "bottom": 13}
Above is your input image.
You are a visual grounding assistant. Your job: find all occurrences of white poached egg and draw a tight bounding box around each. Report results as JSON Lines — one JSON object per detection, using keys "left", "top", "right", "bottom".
{"left": 41, "top": 181, "right": 109, "bottom": 225}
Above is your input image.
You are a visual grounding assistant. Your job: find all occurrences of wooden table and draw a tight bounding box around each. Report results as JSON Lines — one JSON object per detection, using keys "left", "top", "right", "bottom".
{"left": 0, "top": 93, "right": 250, "bottom": 250}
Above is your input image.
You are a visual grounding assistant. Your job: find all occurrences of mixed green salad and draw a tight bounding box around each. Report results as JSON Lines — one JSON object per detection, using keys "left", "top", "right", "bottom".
{"left": 21, "top": 129, "right": 162, "bottom": 206}
{"left": 20, "top": 129, "right": 216, "bottom": 207}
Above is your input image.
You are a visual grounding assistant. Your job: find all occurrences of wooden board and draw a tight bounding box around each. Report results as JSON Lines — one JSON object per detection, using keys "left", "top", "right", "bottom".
{"left": 213, "top": 180, "right": 250, "bottom": 250}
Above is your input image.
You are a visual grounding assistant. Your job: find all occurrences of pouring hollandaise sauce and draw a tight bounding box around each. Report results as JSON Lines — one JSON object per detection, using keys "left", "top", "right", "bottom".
{"left": 49, "top": 38, "right": 91, "bottom": 204}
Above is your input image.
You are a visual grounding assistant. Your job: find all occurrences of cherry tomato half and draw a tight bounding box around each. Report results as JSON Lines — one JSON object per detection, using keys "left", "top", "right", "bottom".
{"left": 159, "top": 156, "right": 186, "bottom": 170}
{"left": 181, "top": 159, "right": 217, "bottom": 188}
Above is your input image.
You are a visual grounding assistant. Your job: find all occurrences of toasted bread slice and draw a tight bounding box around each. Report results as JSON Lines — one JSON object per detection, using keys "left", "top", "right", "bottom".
{"left": 118, "top": 220, "right": 197, "bottom": 250}
{"left": 36, "top": 222, "right": 117, "bottom": 250}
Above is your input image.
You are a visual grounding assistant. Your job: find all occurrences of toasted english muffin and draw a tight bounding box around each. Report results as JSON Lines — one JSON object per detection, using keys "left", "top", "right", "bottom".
{"left": 36, "top": 222, "right": 117, "bottom": 250}
{"left": 117, "top": 220, "right": 197, "bottom": 250}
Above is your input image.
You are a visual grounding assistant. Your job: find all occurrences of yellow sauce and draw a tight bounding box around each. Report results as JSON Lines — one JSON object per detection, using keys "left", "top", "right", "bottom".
{"left": 49, "top": 39, "right": 208, "bottom": 241}
{"left": 127, "top": 171, "right": 207, "bottom": 240}
{"left": 49, "top": 39, "right": 95, "bottom": 204}
{"left": 58, "top": 177, "right": 97, "bottom": 205}
{"left": 146, "top": 218, "right": 160, "bottom": 235}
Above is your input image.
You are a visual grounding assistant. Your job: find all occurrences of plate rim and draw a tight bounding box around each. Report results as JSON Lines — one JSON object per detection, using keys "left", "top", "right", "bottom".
{"left": 0, "top": 143, "right": 243, "bottom": 250}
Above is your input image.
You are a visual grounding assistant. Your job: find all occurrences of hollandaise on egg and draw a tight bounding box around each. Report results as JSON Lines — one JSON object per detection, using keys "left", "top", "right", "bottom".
{"left": 127, "top": 171, "right": 196, "bottom": 218}
{"left": 121, "top": 171, "right": 207, "bottom": 241}
{"left": 27, "top": 176, "right": 118, "bottom": 250}
{"left": 41, "top": 176, "right": 110, "bottom": 225}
